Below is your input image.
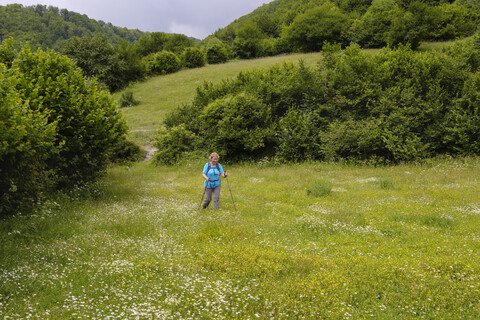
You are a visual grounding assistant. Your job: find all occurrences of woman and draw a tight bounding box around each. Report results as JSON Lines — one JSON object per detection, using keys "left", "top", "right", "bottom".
{"left": 202, "top": 152, "right": 227, "bottom": 210}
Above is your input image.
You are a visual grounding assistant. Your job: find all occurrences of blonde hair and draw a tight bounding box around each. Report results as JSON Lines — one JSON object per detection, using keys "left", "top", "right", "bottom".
{"left": 209, "top": 152, "right": 219, "bottom": 160}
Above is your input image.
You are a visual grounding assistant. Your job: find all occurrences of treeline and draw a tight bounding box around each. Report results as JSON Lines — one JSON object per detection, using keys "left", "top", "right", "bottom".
{"left": 0, "top": 4, "right": 225, "bottom": 92}
{"left": 5, "top": 1, "right": 479, "bottom": 93}
{"left": 153, "top": 35, "right": 480, "bottom": 165}
{"left": 61, "top": 32, "right": 207, "bottom": 92}
{"left": 0, "top": 4, "right": 145, "bottom": 50}
{"left": 211, "top": 0, "right": 480, "bottom": 58}
{"left": 0, "top": 39, "right": 136, "bottom": 215}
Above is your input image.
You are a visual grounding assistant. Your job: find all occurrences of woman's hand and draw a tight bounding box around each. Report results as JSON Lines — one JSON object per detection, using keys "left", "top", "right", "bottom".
{"left": 222, "top": 172, "right": 228, "bottom": 178}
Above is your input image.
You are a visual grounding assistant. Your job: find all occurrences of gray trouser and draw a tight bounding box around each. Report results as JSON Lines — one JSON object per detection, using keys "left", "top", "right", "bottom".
{"left": 202, "top": 185, "right": 221, "bottom": 210}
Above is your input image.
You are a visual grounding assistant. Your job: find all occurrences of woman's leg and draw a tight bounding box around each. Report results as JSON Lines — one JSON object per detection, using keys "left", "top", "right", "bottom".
{"left": 213, "top": 185, "right": 221, "bottom": 210}
{"left": 202, "top": 188, "right": 212, "bottom": 208}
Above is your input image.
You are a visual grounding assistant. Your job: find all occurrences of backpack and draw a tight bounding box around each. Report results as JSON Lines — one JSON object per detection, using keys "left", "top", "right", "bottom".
{"left": 207, "top": 163, "right": 220, "bottom": 176}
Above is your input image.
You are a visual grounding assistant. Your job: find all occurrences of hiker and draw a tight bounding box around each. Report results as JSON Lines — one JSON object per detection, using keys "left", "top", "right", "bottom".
{"left": 202, "top": 152, "right": 227, "bottom": 210}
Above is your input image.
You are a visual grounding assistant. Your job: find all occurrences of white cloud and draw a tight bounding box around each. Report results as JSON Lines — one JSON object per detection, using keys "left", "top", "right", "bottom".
{"left": 169, "top": 21, "right": 208, "bottom": 40}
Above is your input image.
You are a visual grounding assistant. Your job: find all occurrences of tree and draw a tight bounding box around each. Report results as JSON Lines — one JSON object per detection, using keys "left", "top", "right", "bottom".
{"left": 181, "top": 47, "right": 206, "bottom": 68}
{"left": 135, "top": 32, "right": 169, "bottom": 56}
{"left": 205, "top": 40, "right": 231, "bottom": 64}
{"left": 349, "top": 0, "right": 400, "bottom": 48}
{"left": 145, "top": 50, "right": 181, "bottom": 75}
{"left": 62, "top": 35, "right": 125, "bottom": 91}
{"left": 386, "top": 2, "right": 428, "bottom": 49}
{"left": 232, "top": 23, "right": 264, "bottom": 59}
{"left": 283, "top": 3, "right": 350, "bottom": 52}
{"left": 164, "top": 33, "right": 195, "bottom": 54}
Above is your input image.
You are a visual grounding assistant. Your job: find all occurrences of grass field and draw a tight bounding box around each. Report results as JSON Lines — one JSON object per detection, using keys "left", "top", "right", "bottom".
{"left": 1, "top": 158, "right": 479, "bottom": 318}
{"left": 2, "top": 44, "right": 480, "bottom": 319}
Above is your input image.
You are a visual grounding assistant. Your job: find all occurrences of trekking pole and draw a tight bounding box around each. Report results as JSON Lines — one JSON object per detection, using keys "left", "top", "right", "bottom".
{"left": 226, "top": 176, "right": 236, "bottom": 211}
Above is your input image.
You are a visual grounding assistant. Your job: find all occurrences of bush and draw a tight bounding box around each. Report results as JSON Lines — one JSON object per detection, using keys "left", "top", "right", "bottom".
{"left": 283, "top": 3, "right": 351, "bottom": 52}
{"left": 109, "top": 139, "right": 145, "bottom": 164}
{"left": 145, "top": 50, "right": 181, "bottom": 75}
{"left": 119, "top": 90, "right": 140, "bottom": 108}
{"left": 199, "top": 92, "right": 276, "bottom": 160}
{"left": 158, "top": 44, "right": 480, "bottom": 164}
{"left": 7, "top": 45, "right": 128, "bottom": 190}
{"left": 0, "top": 37, "right": 16, "bottom": 67}
{"left": 306, "top": 180, "right": 333, "bottom": 197}
{"left": 181, "top": 47, "right": 206, "bottom": 69}
{"left": 232, "top": 23, "right": 264, "bottom": 59}
{"left": 152, "top": 125, "right": 199, "bottom": 165}
{"left": 321, "top": 118, "right": 389, "bottom": 162}
{"left": 206, "top": 42, "right": 231, "bottom": 64}
{"left": 348, "top": 0, "right": 399, "bottom": 48}
{"left": 0, "top": 66, "right": 57, "bottom": 214}
{"left": 62, "top": 35, "right": 127, "bottom": 92}
{"left": 276, "top": 109, "right": 323, "bottom": 162}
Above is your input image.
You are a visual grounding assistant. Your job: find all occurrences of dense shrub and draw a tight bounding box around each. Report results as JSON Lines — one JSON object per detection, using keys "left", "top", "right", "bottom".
{"left": 0, "top": 37, "right": 16, "bottom": 66}
{"left": 349, "top": 0, "right": 399, "bottom": 48}
{"left": 200, "top": 92, "right": 276, "bottom": 159}
{"left": 62, "top": 36, "right": 146, "bottom": 92}
{"left": 283, "top": 3, "right": 351, "bottom": 52}
{"left": 144, "top": 50, "right": 181, "bottom": 75}
{"left": 0, "top": 66, "right": 57, "bottom": 214}
{"left": 109, "top": 139, "right": 145, "bottom": 164}
{"left": 10, "top": 47, "right": 128, "bottom": 187}
{"left": 276, "top": 109, "right": 323, "bottom": 162}
{"left": 181, "top": 47, "right": 206, "bottom": 69}
{"left": 206, "top": 42, "right": 231, "bottom": 64}
{"left": 232, "top": 23, "right": 264, "bottom": 59}
{"left": 156, "top": 43, "right": 480, "bottom": 164}
{"left": 118, "top": 90, "right": 140, "bottom": 108}
{"left": 152, "top": 125, "right": 199, "bottom": 165}
{"left": 0, "top": 41, "right": 128, "bottom": 214}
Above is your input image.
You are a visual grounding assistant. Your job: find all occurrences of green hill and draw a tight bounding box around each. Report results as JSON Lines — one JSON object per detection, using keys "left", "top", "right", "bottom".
{"left": 0, "top": 4, "right": 146, "bottom": 50}
{"left": 208, "top": 0, "right": 480, "bottom": 57}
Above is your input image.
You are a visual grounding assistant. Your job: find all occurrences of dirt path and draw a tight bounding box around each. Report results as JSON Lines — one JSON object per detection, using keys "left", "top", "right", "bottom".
{"left": 143, "top": 145, "right": 158, "bottom": 162}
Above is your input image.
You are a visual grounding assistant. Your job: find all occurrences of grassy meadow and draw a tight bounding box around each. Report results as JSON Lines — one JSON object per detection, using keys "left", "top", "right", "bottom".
{"left": 2, "top": 48, "right": 480, "bottom": 319}
{"left": 1, "top": 159, "right": 480, "bottom": 318}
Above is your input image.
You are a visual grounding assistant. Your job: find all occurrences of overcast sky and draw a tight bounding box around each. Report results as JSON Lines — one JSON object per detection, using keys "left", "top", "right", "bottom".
{"left": 0, "top": 0, "right": 272, "bottom": 39}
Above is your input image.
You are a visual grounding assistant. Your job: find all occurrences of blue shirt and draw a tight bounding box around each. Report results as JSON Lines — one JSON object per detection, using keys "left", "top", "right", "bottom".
{"left": 203, "top": 162, "right": 223, "bottom": 188}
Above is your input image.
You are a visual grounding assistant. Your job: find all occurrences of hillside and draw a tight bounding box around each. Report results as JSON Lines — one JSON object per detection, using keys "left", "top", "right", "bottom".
{"left": 117, "top": 51, "right": 327, "bottom": 147}
{"left": 0, "top": 4, "right": 146, "bottom": 50}
{"left": 209, "top": 0, "right": 480, "bottom": 57}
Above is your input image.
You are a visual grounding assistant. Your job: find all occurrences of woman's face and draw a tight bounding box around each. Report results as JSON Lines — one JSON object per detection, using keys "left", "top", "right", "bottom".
{"left": 211, "top": 156, "right": 219, "bottom": 164}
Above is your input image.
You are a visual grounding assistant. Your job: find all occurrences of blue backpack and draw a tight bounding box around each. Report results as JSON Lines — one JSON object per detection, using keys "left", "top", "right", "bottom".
{"left": 207, "top": 163, "right": 221, "bottom": 178}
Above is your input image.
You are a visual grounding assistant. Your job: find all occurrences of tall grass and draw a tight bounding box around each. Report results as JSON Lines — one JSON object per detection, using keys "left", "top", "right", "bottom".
{"left": 1, "top": 158, "right": 479, "bottom": 318}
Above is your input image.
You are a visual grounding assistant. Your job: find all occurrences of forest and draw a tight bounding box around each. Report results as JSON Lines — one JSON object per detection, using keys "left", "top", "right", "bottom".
{"left": 0, "top": 4, "right": 145, "bottom": 49}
